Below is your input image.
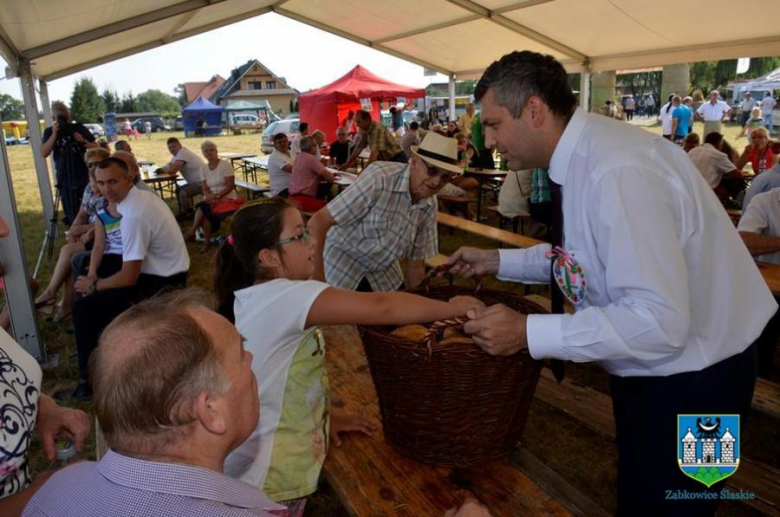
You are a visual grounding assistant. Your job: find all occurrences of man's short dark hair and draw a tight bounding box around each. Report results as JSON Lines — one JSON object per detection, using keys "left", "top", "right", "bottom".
{"left": 474, "top": 51, "right": 577, "bottom": 119}
{"left": 115, "top": 141, "right": 130, "bottom": 152}
{"left": 299, "top": 122, "right": 309, "bottom": 133}
{"left": 97, "top": 156, "right": 130, "bottom": 175}
{"left": 410, "top": 121, "right": 419, "bottom": 130}
{"left": 704, "top": 132, "right": 724, "bottom": 147}
{"left": 167, "top": 137, "right": 180, "bottom": 146}
{"left": 356, "top": 110, "right": 372, "bottom": 122}
{"left": 273, "top": 132, "right": 288, "bottom": 143}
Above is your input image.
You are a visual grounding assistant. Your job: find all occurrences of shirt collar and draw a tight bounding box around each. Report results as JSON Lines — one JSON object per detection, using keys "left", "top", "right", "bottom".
{"left": 548, "top": 107, "right": 588, "bottom": 186}
{"left": 98, "top": 450, "right": 286, "bottom": 512}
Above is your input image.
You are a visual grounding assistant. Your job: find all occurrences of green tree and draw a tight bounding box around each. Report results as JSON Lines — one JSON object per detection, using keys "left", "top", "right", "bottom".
{"left": 70, "top": 77, "right": 104, "bottom": 123}
{"left": 136, "top": 89, "right": 181, "bottom": 117}
{"left": 455, "top": 80, "right": 477, "bottom": 96}
{"left": 100, "top": 89, "right": 120, "bottom": 112}
{"left": 119, "top": 93, "right": 138, "bottom": 114}
{"left": 173, "top": 83, "right": 187, "bottom": 107}
{"left": 0, "top": 93, "right": 24, "bottom": 121}
{"left": 617, "top": 71, "right": 662, "bottom": 102}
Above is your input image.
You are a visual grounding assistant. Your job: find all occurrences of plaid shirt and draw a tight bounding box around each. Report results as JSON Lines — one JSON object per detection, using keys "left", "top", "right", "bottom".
{"left": 358, "top": 121, "right": 402, "bottom": 161}
{"left": 324, "top": 162, "right": 438, "bottom": 291}
{"left": 531, "top": 168, "right": 551, "bottom": 204}
{"left": 23, "top": 450, "right": 288, "bottom": 517}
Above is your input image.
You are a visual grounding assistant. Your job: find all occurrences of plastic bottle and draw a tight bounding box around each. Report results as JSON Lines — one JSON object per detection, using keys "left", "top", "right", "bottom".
{"left": 759, "top": 156, "right": 767, "bottom": 174}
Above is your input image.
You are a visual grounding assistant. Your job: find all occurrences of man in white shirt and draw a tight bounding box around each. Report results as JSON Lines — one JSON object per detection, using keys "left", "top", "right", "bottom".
{"left": 761, "top": 92, "right": 776, "bottom": 136}
{"left": 290, "top": 122, "right": 309, "bottom": 158}
{"left": 267, "top": 133, "right": 294, "bottom": 197}
{"left": 696, "top": 90, "right": 732, "bottom": 139}
{"left": 162, "top": 137, "right": 205, "bottom": 216}
{"left": 446, "top": 51, "right": 775, "bottom": 515}
{"left": 740, "top": 92, "right": 756, "bottom": 126}
{"left": 687, "top": 131, "right": 745, "bottom": 201}
{"left": 69, "top": 157, "right": 190, "bottom": 401}
{"left": 737, "top": 189, "right": 780, "bottom": 377}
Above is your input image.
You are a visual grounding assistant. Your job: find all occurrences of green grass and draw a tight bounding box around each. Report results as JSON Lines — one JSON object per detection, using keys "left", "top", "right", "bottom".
{"left": 3, "top": 121, "right": 777, "bottom": 516}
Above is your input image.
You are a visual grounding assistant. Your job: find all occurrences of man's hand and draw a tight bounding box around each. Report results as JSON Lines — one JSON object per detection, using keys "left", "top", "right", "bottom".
{"left": 463, "top": 304, "right": 528, "bottom": 356}
{"left": 36, "top": 395, "right": 90, "bottom": 461}
{"left": 445, "top": 247, "right": 500, "bottom": 278}
{"left": 73, "top": 131, "right": 85, "bottom": 144}
{"left": 448, "top": 295, "right": 486, "bottom": 315}
{"left": 444, "top": 498, "right": 491, "bottom": 517}
{"left": 74, "top": 275, "right": 96, "bottom": 295}
{"left": 204, "top": 193, "right": 216, "bottom": 203}
{"left": 330, "top": 413, "right": 376, "bottom": 447}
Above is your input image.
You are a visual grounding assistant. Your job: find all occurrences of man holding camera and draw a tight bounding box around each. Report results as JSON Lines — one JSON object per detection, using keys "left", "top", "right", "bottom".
{"left": 41, "top": 102, "right": 97, "bottom": 226}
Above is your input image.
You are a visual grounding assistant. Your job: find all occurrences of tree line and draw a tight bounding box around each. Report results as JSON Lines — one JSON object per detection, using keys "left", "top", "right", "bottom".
{"left": 66, "top": 77, "right": 182, "bottom": 123}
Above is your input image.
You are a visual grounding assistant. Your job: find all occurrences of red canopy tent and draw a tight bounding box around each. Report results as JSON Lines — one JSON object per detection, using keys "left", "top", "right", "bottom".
{"left": 299, "top": 65, "right": 425, "bottom": 141}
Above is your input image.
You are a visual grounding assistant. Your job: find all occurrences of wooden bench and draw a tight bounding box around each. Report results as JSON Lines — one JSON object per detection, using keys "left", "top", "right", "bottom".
{"left": 534, "top": 369, "right": 780, "bottom": 515}
{"left": 234, "top": 179, "right": 270, "bottom": 199}
{"left": 437, "top": 212, "right": 543, "bottom": 249}
{"left": 322, "top": 325, "right": 608, "bottom": 516}
{"left": 487, "top": 205, "right": 532, "bottom": 234}
{"left": 437, "top": 195, "right": 473, "bottom": 219}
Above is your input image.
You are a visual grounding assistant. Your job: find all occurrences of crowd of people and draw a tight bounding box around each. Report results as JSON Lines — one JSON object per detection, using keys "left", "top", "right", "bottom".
{"left": 2, "top": 48, "right": 779, "bottom": 517}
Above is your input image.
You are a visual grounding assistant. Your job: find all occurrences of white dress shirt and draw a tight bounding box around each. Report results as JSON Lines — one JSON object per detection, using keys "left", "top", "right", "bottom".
{"left": 696, "top": 101, "right": 731, "bottom": 121}
{"left": 498, "top": 108, "right": 776, "bottom": 377}
{"left": 687, "top": 143, "right": 737, "bottom": 188}
{"left": 737, "top": 188, "right": 780, "bottom": 265}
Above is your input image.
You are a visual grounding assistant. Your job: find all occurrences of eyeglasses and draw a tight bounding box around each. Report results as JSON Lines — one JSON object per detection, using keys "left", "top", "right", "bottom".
{"left": 87, "top": 161, "right": 101, "bottom": 168}
{"left": 276, "top": 228, "right": 310, "bottom": 246}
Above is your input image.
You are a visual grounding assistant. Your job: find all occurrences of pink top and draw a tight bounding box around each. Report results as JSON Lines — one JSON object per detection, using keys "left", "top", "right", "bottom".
{"left": 290, "top": 152, "right": 328, "bottom": 197}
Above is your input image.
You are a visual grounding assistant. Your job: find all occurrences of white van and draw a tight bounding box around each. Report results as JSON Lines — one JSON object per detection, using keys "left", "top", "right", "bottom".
{"left": 231, "top": 113, "right": 260, "bottom": 126}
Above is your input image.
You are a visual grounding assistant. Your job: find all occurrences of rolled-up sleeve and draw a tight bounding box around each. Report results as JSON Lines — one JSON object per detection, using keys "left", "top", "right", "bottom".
{"left": 527, "top": 168, "right": 692, "bottom": 363}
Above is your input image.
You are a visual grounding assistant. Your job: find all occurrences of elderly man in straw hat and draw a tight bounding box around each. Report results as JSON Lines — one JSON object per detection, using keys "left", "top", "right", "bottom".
{"left": 309, "top": 132, "right": 462, "bottom": 292}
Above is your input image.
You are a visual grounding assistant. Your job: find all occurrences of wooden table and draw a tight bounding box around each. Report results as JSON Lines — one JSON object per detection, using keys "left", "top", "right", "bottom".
{"left": 757, "top": 261, "right": 780, "bottom": 296}
{"left": 437, "top": 212, "right": 543, "bottom": 248}
{"left": 143, "top": 172, "right": 178, "bottom": 199}
{"left": 323, "top": 325, "right": 603, "bottom": 516}
{"left": 464, "top": 168, "right": 508, "bottom": 221}
{"left": 219, "top": 152, "right": 256, "bottom": 174}
{"left": 241, "top": 156, "right": 269, "bottom": 183}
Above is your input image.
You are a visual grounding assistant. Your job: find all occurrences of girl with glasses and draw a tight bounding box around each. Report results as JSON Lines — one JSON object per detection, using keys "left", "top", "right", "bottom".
{"left": 215, "top": 198, "right": 483, "bottom": 515}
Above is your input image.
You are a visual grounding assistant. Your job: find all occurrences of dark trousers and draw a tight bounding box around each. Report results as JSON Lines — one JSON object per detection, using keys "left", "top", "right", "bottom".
{"left": 73, "top": 271, "right": 187, "bottom": 381}
{"left": 610, "top": 343, "right": 758, "bottom": 516}
{"left": 390, "top": 151, "right": 408, "bottom": 164}
{"left": 754, "top": 299, "right": 780, "bottom": 377}
{"left": 60, "top": 180, "right": 88, "bottom": 227}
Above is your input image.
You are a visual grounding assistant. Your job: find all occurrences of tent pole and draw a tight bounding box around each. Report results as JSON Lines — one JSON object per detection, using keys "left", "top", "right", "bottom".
{"left": 39, "top": 80, "right": 56, "bottom": 183}
{"left": 579, "top": 71, "right": 591, "bottom": 112}
{"left": 448, "top": 75, "right": 456, "bottom": 122}
{"left": 19, "top": 61, "right": 54, "bottom": 226}
{"left": 0, "top": 114, "right": 47, "bottom": 360}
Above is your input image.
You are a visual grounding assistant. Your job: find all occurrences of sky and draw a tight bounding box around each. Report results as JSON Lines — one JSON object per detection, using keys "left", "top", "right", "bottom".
{"left": 0, "top": 12, "right": 449, "bottom": 104}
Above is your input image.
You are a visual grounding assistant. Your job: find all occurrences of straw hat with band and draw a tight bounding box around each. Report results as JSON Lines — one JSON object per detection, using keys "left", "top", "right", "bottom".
{"left": 411, "top": 132, "right": 464, "bottom": 175}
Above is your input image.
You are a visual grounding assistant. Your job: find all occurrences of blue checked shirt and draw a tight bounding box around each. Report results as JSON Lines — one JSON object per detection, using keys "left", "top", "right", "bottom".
{"left": 22, "top": 450, "right": 288, "bottom": 516}
{"left": 324, "top": 161, "right": 438, "bottom": 291}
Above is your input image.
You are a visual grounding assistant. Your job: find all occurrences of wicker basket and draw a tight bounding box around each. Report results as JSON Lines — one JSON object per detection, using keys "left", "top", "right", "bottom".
{"left": 358, "top": 284, "right": 545, "bottom": 467}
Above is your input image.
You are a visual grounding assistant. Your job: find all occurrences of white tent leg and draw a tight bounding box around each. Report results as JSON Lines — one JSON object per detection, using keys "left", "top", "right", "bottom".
{"left": 0, "top": 116, "right": 46, "bottom": 360}
{"left": 448, "top": 75, "right": 456, "bottom": 122}
{"left": 39, "top": 80, "right": 56, "bottom": 183}
{"left": 579, "top": 71, "right": 591, "bottom": 111}
{"left": 19, "top": 61, "right": 54, "bottom": 227}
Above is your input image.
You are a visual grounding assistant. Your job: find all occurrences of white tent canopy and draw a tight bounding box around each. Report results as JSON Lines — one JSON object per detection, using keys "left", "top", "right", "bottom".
{"left": 3, "top": 0, "right": 780, "bottom": 82}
